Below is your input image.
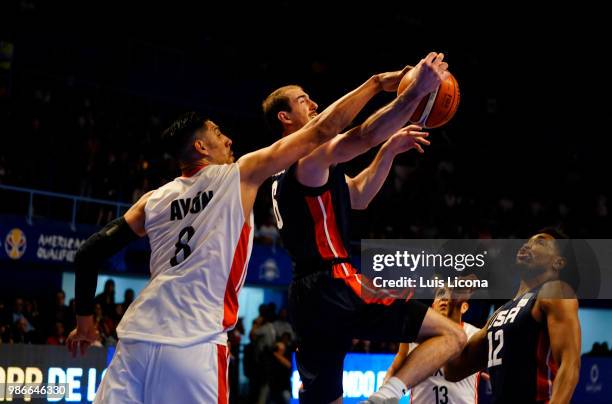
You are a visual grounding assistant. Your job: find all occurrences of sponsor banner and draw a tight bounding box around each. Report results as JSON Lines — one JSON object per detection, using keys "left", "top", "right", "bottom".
{"left": 574, "top": 357, "right": 612, "bottom": 404}
{"left": 0, "top": 344, "right": 110, "bottom": 403}
{"left": 290, "top": 353, "right": 409, "bottom": 404}
{"left": 245, "top": 244, "right": 293, "bottom": 286}
{"left": 0, "top": 215, "right": 147, "bottom": 272}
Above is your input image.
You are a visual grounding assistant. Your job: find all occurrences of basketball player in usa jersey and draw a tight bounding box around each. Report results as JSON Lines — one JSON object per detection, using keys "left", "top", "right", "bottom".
{"left": 386, "top": 285, "right": 482, "bottom": 404}
{"left": 65, "top": 60, "right": 440, "bottom": 403}
{"left": 444, "top": 229, "right": 581, "bottom": 404}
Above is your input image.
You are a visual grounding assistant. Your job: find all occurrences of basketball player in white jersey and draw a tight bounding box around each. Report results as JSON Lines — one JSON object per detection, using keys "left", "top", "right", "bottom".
{"left": 385, "top": 285, "right": 482, "bottom": 404}
{"left": 65, "top": 53, "right": 448, "bottom": 404}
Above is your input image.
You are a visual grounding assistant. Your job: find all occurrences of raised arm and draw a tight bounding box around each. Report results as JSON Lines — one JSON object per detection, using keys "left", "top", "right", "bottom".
{"left": 237, "top": 63, "right": 413, "bottom": 217}
{"left": 66, "top": 191, "right": 152, "bottom": 356}
{"left": 238, "top": 69, "right": 387, "bottom": 188}
{"left": 296, "top": 52, "right": 448, "bottom": 187}
{"left": 346, "top": 125, "right": 430, "bottom": 209}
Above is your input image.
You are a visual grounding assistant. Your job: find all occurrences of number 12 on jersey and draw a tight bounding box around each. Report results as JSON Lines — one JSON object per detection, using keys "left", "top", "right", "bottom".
{"left": 487, "top": 329, "right": 504, "bottom": 367}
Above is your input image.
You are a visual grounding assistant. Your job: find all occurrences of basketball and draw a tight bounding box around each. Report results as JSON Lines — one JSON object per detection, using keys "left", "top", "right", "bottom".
{"left": 397, "top": 69, "right": 460, "bottom": 128}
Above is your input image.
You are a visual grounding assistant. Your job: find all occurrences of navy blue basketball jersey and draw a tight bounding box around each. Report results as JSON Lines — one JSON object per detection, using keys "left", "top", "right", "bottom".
{"left": 487, "top": 286, "right": 558, "bottom": 404}
{"left": 271, "top": 164, "right": 352, "bottom": 277}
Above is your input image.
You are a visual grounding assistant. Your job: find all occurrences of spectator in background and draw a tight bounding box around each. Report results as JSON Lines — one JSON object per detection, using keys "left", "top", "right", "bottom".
{"left": 121, "top": 288, "right": 134, "bottom": 313}
{"left": 0, "top": 300, "right": 10, "bottom": 327}
{"left": 12, "top": 298, "right": 34, "bottom": 333}
{"left": 0, "top": 324, "right": 12, "bottom": 344}
{"left": 269, "top": 341, "right": 292, "bottom": 404}
{"left": 93, "top": 303, "right": 117, "bottom": 347}
{"left": 273, "top": 307, "right": 294, "bottom": 342}
{"left": 249, "top": 304, "right": 277, "bottom": 404}
{"left": 51, "top": 290, "right": 70, "bottom": 328}
{"left": 256, "top": 210, "right": 280, "bottom": 247}
{"left": 95, "top": 279, "right": 116, "bottom": 319}
{"left": 12, "top": 317, "right": 36, "bottom": 344}
{"left": 46, "top": 322, "right": 66, "bottom": 345}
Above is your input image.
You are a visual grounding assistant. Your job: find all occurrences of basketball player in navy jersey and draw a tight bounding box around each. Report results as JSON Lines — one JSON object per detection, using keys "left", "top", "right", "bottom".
{"left": 65, "top": 60, "right": 442, "bottom": 404}
{"left": 444, "top": 229, "right": 581, "bottom": 404}
{"left": 386, "top": 284, "right": 482, "bottom": 404}
{"left": 264, "top": 52, "right": 467, "bottom": 404}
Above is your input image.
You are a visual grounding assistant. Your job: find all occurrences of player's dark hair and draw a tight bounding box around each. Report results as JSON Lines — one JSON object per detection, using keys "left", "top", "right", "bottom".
{"left": 538, "top": 226, "right": 579, "bottom": 291}
{"left": 262, "top": 85, "right": 300, "bottom": 136}
{"left": 161, "top": 112, "right": 209, "bottom": 162}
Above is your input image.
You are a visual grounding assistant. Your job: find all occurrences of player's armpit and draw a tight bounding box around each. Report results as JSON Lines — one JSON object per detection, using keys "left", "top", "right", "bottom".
{"left": 444, "top": 327, "right": 488, "bottom": 382}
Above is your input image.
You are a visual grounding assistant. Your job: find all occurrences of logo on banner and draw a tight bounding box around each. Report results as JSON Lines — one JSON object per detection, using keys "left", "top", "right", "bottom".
{"left": 5, "top": 228, "right": 27, "bottom": 259}
{"left": 586, "top": 363, "right": 602, "bottom": 393}
{"left": 259, "top": 258, "right": 280, "bottom": 281}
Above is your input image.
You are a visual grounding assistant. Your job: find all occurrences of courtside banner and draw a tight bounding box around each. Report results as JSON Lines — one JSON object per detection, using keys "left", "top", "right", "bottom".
{"left": 360, "top": 239, "right": 612, "bottom": 300}
{"left": 0, "top": 344, "right": 108, "bottom": 403}
{"left": 573, "top": 356, "right": 612, "bottom": 403}
{"left": 290, "top": 353, "right": 410, "bottom": 404}
{"left": 0, "top": 215, "right": 148, "bottom": 271}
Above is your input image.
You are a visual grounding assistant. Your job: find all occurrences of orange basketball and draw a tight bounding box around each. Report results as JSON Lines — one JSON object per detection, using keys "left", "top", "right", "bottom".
{"left": 397, "top": 70, "right": 460, "bottom": 129}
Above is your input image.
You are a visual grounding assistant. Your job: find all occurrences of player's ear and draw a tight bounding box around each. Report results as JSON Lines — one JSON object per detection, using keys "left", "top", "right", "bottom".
{"left": 553, "top": 256, "right": 566, "bottom": 273}
{"left": 193, "top": 138, "right": 208, "bottom": 157}
{"left": 461, "top": 302, "right": 469, "bottom": 315}
{"left": 277, "top": 111, "right": 292, "bottom": 125}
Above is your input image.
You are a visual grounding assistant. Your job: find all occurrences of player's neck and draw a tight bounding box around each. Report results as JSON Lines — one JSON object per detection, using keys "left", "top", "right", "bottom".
{"left": 180, "top": 160, "right": 210, "bottom": 177}
{"left": 516, "top": 271, "right": 555, "bottom": 297}
{"left": 449, "top": 311, "right": 462, "bottom": 324}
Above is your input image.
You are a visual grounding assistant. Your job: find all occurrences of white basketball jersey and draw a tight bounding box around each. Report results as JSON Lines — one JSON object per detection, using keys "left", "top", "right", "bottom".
{"left": 117, "top": 163, "right": 254, "bottom": 346}
{"left": 409, "top": 322, "right": 481, "bottom": 404}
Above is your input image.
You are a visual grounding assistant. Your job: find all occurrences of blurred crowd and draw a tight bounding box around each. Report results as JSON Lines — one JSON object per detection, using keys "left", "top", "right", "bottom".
{"left": 0, "top": 279, "right": 133, "bottom": 348}
{"left": 2, "top": 74, "right": 610, "bottom": 240}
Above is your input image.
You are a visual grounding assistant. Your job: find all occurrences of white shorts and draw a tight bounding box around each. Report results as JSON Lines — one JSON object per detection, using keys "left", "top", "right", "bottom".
{"left": 94, "top": 340, "right": 229, "bottom": 404}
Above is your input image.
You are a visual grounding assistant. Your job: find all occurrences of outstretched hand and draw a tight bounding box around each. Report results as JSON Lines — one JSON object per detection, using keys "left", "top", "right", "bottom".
{"left": 376, "top": 65, "right": 413, "bottom": 92}
{"left": 384, "top": 125, "right": 431, "bottom": 155}
{"left": 408, "top": 52, "right": 450, "bottom": 96}
{"left": 66, "top": 315, "right": 99, "bottom": 357}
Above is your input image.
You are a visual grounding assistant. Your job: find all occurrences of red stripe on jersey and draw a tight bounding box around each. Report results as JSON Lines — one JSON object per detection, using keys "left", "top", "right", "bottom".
{"left": 217, "top": 344, "right": 229, "bottom": 404}
{"left": 334, "top": 263, "right": 411, "bottom": 306}
{"left": 222, "top": 223, "right": 251, "bottom": 329}
{"left": 535, "top": 329, "right": 557, "bottom": 402}
{"left": 305, "top": 191, "right": 349, "bottom": 260}
{"left": 475, "top": 372, "right": 481, "bottom": 403}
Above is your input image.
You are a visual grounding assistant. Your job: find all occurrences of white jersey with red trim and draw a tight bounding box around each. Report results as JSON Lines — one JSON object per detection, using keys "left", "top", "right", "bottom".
{"left": 408, "top": 322, "right": 481, "bottom": 404}
{"left": 116, "top": 163, "right": 253, "bottom": 347}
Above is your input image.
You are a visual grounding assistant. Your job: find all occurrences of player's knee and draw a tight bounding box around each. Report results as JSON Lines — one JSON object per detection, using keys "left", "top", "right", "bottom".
{"left": 446, "top": 323, "right": 467, "bottom": 356}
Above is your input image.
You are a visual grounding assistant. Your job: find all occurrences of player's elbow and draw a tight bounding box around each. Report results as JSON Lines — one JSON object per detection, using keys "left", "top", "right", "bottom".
{"left": 351, "top": 199, "right": 369, "bottom": 210}
{"left": 311, "top": 115, "right": 342, "bottom": 144}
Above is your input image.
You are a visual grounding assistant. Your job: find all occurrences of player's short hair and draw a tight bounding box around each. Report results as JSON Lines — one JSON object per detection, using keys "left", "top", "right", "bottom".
{"left": 262, "top": 85, "right": 301, "bottom": 135}
{"left": 537, "top": 226, "right": 579, "bottom": 291}
{"left": 161, "top": 112, "right": 209, "bottom": 163}
{"left": 538, "top": 226, "right": 569, "bottom": 242}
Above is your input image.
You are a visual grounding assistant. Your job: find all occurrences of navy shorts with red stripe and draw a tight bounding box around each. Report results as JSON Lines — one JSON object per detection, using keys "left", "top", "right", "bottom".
{"left": 288, "top": 270, "right": 428, "bottom": 404}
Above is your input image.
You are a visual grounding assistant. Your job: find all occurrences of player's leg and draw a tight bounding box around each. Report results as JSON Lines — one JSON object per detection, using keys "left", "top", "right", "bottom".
{"left": 391, "top": 307, "right": 466, "bottom": 390}
{"left": 295, "top": 340, "right": 348, "bottom": 404}
{"left": 94, "top": 340, "right": 147, "bottom": 404}
{"left": 144, "top": 342, "right": 229, "bottom": 404}
{"left": 351, "top": 300, "right": 466, "bottom": 403}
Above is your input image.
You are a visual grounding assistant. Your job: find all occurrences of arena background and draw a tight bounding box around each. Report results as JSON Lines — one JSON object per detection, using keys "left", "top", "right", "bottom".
{"left": 0, "top": 2, "right": 609, "bottom": 403}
